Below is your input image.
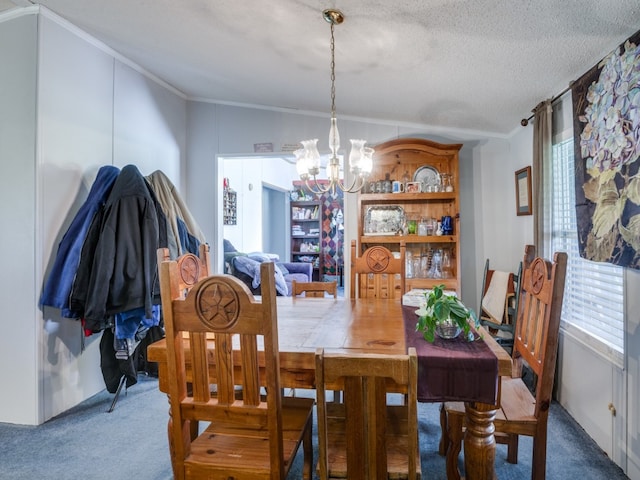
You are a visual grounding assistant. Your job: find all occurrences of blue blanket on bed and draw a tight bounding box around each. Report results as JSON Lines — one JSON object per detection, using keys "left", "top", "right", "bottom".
{"left": 232, "top": 255, "right": 289, "bottom": 296}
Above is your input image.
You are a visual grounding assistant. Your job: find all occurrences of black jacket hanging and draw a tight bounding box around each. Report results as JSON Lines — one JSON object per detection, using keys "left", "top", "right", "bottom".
{"left": 70, "top": 165, "right": 163, "bottom": 332}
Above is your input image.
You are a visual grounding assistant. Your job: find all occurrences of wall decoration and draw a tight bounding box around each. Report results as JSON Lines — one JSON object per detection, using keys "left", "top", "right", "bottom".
{"left": 223, "top": 178, "right": 237, "bottom": 225}
{"left": 515, "top": 166, "right": 532, "bottom": 216}
{"left": 572, "top": 29, "right": 640, "bottom": 269}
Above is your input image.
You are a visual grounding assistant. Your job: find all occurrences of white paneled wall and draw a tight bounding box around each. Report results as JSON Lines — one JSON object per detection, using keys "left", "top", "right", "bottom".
{"left": 0, "top": 8, "right": 187, "bottom": 424}
{"left": 0, "top": 11, "right": 39, "bottom": 426}
{"left": 38, "top": 11, "right": 116, "bottom": 423}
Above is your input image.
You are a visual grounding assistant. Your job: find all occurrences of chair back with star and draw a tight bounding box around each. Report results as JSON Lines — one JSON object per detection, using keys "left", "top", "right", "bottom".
{"left": 156, "top": 244, "right": 211, "bottom": 294}
{"left": 350, "top": 240, "right": 405, "bottom": 299}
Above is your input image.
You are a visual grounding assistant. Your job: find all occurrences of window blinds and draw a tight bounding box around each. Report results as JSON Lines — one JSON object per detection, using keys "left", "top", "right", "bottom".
{"left": 550, "top": 139, "right": 624, "bottom": 364}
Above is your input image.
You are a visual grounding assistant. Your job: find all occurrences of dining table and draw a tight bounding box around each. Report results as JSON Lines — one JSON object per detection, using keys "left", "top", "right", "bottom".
{"left": 147, "top": 295, "right": 512, "bottom": 480}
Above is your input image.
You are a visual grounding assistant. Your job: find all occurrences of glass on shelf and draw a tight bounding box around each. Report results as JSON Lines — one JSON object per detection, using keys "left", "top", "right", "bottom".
{"left": 441, "top": 173, "right": 454, "bottom": 192}
{"left": 428, "top": 249, "right": 443, "bottom": 279}
{"left": 402, "top": 170, "right": 411, "bottom": 189}
{"left": 407, "top": 217, "right": 417, "bottom": 235}
{"left": 406, "top": 251, "right": 413, "bottom": 278}
{"left": 442, "top": 248, "right": 452, "bottom": 278}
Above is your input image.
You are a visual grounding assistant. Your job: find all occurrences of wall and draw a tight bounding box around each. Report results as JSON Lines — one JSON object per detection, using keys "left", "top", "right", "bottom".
{"left": 221, "top": 156, "right": 296, "bottom": 254}
{"left": 0, "top": 10, "right": 38, "bottom": 426}
{"left": 0, "top": 7, "right": 188, "bottom": 425}
{"left": 626, "top": 267, "right": 640, "bottom": 478}
{"left": 37, "top": 9, "right": 115, "bottom": 423}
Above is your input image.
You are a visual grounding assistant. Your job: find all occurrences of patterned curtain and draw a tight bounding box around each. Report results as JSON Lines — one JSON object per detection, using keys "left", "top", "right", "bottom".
{"left": 571, "top": 29, "right": 640, "bottom": 269}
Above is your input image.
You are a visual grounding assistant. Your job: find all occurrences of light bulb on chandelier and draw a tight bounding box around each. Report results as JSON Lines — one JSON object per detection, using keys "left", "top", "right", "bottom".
{"left": 295, "top": 8, "right": 374, "bottom": 194}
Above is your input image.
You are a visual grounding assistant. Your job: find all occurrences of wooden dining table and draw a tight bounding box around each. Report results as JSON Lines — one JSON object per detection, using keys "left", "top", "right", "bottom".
{"left": 147, "top": 296, "right": 512, "bottom": 480}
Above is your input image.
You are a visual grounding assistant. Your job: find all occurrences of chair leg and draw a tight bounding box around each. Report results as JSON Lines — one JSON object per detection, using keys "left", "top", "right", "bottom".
{"left": 302, "top": 416, "right": 313, "bottom": 480}
{"left": 506, "top": 433, "right": 519, "bottom": 464}
{"left": 445, "top": 411, "right": 464, "bottom": 480}
{"left": 531, "top": 427, "right": 548, "bottom": 480}
{"left": 439, "top": 403, "right": 449, "bottom": 456}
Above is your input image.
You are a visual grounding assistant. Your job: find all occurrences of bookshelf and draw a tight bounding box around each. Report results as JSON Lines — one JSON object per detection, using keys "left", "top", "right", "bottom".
{"left": 290, "top": 200, "right": 322, "bottom": 281}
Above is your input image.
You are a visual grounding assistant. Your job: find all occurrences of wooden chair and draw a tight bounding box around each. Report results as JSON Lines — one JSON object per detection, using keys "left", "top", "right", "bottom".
{"left": 156, "top": 243, "right": 211, "bottom": 280}
{"left": 159, "top": 254, "right": 314, "bottom": 480}
{"left": 479, "top": 258, "right": 523, "bottom": 354}
{"left": 350, "top": 240, "right": 406, "bottom": 299}
{"left": 439, "top": 245, "right": 567, "bottom": 480}
{"left": 315, "top": 348, "right": 421, "bottom": 480}
{"left": 291, "top": 280, "right": 338, "bottom": 298}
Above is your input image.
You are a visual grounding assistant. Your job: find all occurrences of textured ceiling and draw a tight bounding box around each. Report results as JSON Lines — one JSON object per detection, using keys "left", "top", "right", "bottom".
{"left": 3, "top": 0, "right": 640, "bottom": 136}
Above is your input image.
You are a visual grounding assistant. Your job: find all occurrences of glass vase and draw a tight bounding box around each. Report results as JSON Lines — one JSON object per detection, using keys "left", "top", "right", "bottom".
{"left": 435, "top": 318, "right": 461, "bottom": 339}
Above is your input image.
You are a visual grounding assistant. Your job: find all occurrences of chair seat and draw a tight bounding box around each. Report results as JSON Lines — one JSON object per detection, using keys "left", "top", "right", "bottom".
{"left": 494, "top": 377, "right": 537, "bottom": 434}
{"left": 444, "top": 377, "right": 536, "bottom": 426}
{"left": 185, "top": 396, "right": 314, "bottom": 477}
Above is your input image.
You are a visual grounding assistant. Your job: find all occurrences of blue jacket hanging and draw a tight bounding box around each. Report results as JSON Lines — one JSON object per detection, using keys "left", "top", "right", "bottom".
{"left": 39, "top": 165, "right": 120, "bottom": 318}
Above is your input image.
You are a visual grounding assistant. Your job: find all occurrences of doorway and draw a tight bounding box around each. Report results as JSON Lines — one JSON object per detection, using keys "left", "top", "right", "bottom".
{"left": 217, "top": 155, "right": 345, "bottom": 287}
{"left": 262, "top": 185, "right": 288, "bottom": 261}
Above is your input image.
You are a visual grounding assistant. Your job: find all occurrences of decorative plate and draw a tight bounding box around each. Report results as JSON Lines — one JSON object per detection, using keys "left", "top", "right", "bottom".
{"left": 413, "top": 165, "right": 440, "bottom": 188}
{"left": 363, "top": 205, "right": 405, "bottom": 236}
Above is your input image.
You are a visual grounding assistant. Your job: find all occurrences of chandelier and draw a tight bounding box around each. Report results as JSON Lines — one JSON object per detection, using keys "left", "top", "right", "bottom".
{"left": 295, "top": 9, "right": 374, "bottom": 194}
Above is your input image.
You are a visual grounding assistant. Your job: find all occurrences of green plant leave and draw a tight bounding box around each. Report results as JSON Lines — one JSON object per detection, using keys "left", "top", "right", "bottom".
{"left": 415, "top": 284, "right": 477, "bottom": 343}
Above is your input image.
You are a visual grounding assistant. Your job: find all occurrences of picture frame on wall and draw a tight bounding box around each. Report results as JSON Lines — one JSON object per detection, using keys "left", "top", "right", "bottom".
{"left": 515, "top": 166, "right": 532, "bottom": 216}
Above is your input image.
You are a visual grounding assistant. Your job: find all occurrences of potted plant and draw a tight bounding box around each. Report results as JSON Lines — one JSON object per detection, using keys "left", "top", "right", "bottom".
{"left": 415, "top": 284, "right": 479, "bottom": 342}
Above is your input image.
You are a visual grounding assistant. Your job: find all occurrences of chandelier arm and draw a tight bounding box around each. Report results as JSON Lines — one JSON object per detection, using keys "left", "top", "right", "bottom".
{"left": 341, "top": 174, "right": 367, "bottom": 193}
{"left": 348, "top": 177, "right": 368, "bottom": 193}
{"left": 304, "top": 176, "right": 331, "bottom": 195}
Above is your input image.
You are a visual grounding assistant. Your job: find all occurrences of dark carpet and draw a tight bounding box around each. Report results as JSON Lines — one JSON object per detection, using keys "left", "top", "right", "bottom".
{"left": 0, "top": 375, "right": 628, "bottom": 479}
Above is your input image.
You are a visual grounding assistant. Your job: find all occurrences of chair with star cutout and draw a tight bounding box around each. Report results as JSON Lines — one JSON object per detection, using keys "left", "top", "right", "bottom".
{"left": 439, "top": 245, "right": 567, "bottom": 480}
{"left": 350, "top": 240, "right": 406, "bottom": 299}
{"left": 158, "top": 252, "right": 314, "bottom": 479}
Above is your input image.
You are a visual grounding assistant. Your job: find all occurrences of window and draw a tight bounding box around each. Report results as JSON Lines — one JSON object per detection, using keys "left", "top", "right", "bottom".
{"left": 549, "top": 138, "right": 624, "bottom": 365}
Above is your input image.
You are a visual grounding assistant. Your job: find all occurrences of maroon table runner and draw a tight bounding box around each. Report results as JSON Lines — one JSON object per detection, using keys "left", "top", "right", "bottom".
{"left": 402, "top": 305, "right": 498, "bottom": 404}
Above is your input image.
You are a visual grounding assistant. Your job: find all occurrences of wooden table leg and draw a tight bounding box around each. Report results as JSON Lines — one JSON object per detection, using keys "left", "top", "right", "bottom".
{"left": 463, "top": 401, "right": 497, "bottom": 480}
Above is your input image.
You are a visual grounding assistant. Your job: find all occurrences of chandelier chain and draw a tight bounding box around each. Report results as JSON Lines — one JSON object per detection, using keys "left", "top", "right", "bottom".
{"left": 296, "top": 8, "right": 372, "bottom": 195}
{"left": 330, "top": 21, "right": 336, "bottom": 118}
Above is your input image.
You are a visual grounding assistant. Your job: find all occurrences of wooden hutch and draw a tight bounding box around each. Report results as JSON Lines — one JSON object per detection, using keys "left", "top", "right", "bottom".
{"left": 356, "top": 138, "right": 462, "bottom": 295}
